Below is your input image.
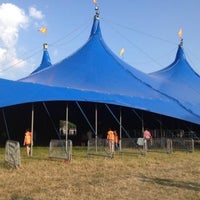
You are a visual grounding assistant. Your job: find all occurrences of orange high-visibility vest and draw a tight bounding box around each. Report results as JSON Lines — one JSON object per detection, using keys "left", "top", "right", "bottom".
{"left": 114, "top": 134, "right": 119, "bottom": 143}
{"left": 25, "top": 132, "right": 32, "bottom": 144}
{"left": 107, "top": 130, "right": 114, "bottom": 141}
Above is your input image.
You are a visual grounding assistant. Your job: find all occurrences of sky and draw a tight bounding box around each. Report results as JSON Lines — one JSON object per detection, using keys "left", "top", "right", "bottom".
{"left": 0, "top": 0, "right": 200, "bottom": 80}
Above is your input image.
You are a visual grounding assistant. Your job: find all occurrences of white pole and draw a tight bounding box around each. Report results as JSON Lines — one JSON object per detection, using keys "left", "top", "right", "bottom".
{"left": 31, "top": 104, "right": 34, "bottom": 156}
{"left": 66, "top": 103, "right": 69, "bottom": 147}
{"left": 142, "top": 112, "right": 144, "bottom": 136}
{"left": 119, "top": 107, "right": 122, "bottom": 151}
{"left": 95, "top": 104, "right": 98, "bottom": 152}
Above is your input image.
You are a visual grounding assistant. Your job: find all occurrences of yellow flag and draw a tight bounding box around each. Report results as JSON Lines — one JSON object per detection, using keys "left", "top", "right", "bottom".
{"left": 119, "top": 48, "right": 125, "bottom": 56}
{"left": 38, "top": 27, "right": 47, "bottom": 34}
{"left": 178, "top": 28, "right": 182, "bottom": 38}
{"left": 93, "top": 0, "right": 97, "bottom": 4}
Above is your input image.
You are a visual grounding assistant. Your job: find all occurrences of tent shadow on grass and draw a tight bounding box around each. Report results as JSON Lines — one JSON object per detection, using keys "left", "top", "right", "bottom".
{"left": 141, "top": 176, "right": 200, "bottom": 192}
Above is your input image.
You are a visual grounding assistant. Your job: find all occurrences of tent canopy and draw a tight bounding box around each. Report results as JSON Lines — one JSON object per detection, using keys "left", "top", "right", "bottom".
{"left": 148, "top": 43, "right": 200, "bottom": 117}
{"left": 0, "top": 6, "right": 195, "bottom": 127}
{"left": 17, "top": 8, "right": 200, "bottom": 125}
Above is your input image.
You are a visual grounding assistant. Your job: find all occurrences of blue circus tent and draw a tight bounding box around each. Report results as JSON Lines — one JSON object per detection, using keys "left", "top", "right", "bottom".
{"left": 18, "top": 7, "right": 200, "bottom": 125}
{"left": 148, "top": 41, "right": 200, "bottom": 118}
{"left": 0, "top": 78, "right": 117, "bottom": 108}
{"left": 30, "top": 43, "right": 52, "bottom": 75}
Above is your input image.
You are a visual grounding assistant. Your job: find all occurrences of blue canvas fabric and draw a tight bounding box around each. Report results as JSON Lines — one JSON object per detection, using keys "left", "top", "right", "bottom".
{"left": 148, "top": 44, "right": 200, "bottom": 118}
{"left": 1, "top": 76, "right": 200, "bottom": 125}
{"left": 17, "top": 14, "right": 200, "bottom": 124}
{"left": 30, "top": 45, "right": 52, "bottom": 74}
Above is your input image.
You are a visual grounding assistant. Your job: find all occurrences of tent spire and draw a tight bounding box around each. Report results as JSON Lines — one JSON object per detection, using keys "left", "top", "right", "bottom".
{"left": 93, "top": 0, "right": 99, "bottom": 18}
{"left": 94, "top": 3, "right": 100, "bottom": 19}
{"left": 179, "top": 38, "right": 183, "bottom": 47}
{"left": 89, "top": 2, "right": 101, "bottom": 38}
{"left": 29, "top": 43, "right": 51, "bottom": 75}
{"left": 178, "top": 28, "right": 183, "bottom": 47}
{"left": 43, "top": 43, "right": 48, "bottom": 50}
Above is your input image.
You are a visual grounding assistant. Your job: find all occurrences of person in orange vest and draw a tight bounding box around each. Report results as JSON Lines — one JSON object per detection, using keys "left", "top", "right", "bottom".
{"left": 23, "top": 129, "right": 32, "bottom": 156}
{"left": 107, "top": 128, "right": 114, "bottom": 154}
{"left": 113, "top": 130, "right": 119, "bottom": 150}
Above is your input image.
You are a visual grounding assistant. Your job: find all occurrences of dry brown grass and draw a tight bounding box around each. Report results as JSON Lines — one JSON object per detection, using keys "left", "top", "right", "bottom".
{"left": 0, "top": 147, "right": 200, "bottom": 200}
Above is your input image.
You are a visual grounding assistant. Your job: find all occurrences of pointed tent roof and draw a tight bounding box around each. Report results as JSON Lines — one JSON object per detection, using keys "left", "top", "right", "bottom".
{"left": 30, "top": 43, "right": 52, "bottom": 74}
{"left": 149, "top": 42, "right": 200, "bottom": 116}
{"left": 150, "top": 44, "right": 200, "bottom": 88}
{"left": 18, "top": 7, "right": 200, "bottom": 124}
{"left": 20, "top": 9, "right": 158, "bottom": 96}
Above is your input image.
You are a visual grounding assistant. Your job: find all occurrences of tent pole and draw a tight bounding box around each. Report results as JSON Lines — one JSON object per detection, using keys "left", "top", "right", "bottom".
{"left": 142, "top": 112, "right": 144, "bottom": 136}
{"left": 31, "top": 104, "right": 34, "bottom": 156}
{"left": 2, "top": 109, "right": 10, "bottom": 140}
{"left": 42, "top": 102, "right": 61, "bottom": 139}
{"left": 95, "top": 104, "right": 98, "bottom": 152}
{"left": 119, "top": 107, "right": 122, "bottom": 151}
{"left": 75, "top": 101, "right": 95, "bottom": 133}
{"left": 105, "top": 104, "right": 132, "bottom": 139}
{"left": 132, "top": 109, "right": 144, "bottom": 137}
{"left": 65, "top": 103, "right": 69, "bottom": 147}
{"left": 156, "top": 116, "right": 162, "bottom": 137}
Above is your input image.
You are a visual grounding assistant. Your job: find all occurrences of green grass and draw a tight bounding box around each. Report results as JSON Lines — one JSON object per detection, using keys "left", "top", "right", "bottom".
{"left": 0, "top": 147, "right": 200, "bottom": 200}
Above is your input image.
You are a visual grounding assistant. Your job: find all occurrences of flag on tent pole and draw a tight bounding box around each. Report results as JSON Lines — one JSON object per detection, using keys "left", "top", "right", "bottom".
{"left": 178, "top": 28, "right": 183, "bottom": 39}
{"left": 119, "top": 48, "right": 125, "bottom": 56}
{"left": 38, "top": 27, "right": 47, "bottom": 34}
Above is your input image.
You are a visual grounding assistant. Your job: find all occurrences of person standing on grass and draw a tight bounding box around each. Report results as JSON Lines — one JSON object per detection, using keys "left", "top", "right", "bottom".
{"left": 23, "top": 129, "right": 32, "bottom": 156}
{"left": 113, "top": 130, "right": 119, "bottom": 150}
{"left": 107, "top": 128, "right": 115, "bottom": 154}
{"left": 143, "top": 128, "right": 152, "bottom": 149}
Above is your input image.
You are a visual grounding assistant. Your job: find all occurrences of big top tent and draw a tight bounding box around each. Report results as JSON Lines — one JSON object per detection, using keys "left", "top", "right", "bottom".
{"left": 18, "top": 6, "right": 200, "bottom": 125}
{"left": 0, "top": 5, "right": 199, "bottom": 148}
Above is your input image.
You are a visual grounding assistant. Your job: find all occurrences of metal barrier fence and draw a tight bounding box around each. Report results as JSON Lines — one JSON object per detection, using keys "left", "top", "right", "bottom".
{"left": 87, "top": 138, "right": 113, "bottom": 158}
{"left": 172, "top": 138, "right": 194, "bottom": 152}
{"left": 146, "top": 138, "right": 173, "bottom": 154}
{"left": 120, "top": 138, "right": 173, "bottom": 155}
{"left": 120, "top": 138, "right": 144, "bottom": 155}
{"left": 87, "top": 137, "right": 194, "bottom": 157}
{"left": 121, "top": 138, "right": 194, "bottom": 154}
{"left": 5, "top": 140, "right": 21, "bottom": 168}
{"left": 87, "top": 138, "right": 144, "bottom": 157}
{"left": 49, "top": 139, "right": 72, "bottom": 161}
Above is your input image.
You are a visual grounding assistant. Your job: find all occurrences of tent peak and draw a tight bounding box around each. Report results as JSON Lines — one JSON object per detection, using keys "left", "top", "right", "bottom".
{"left": 43, "top": 43, "right": 48, "bottom": 50}
{"left": 89, "top": 6, "right": 102, "bottom": 38}
{"left": 29, "top": 43, "right": 51, "bottom": 75}
{"left": 176, "top": 43, "right": 185, "bottom": 61}
{"left": 179, "top": 38, "right": 183, "bottom": 47}
{"left": 178, "top": 28, "right": 183, "bottom": 47}
{"left": 94, "top": 5, "right": 100, "bottom": 19}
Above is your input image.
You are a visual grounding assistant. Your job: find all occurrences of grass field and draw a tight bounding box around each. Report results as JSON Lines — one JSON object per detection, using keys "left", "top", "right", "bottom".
{"left": 0, "top": 146, "right": 200, "bottom": 200}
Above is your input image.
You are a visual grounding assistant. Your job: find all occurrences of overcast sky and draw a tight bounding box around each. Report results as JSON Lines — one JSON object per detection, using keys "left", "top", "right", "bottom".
{"left": 0, "top": 0, "right": 200, "bottom": 80}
